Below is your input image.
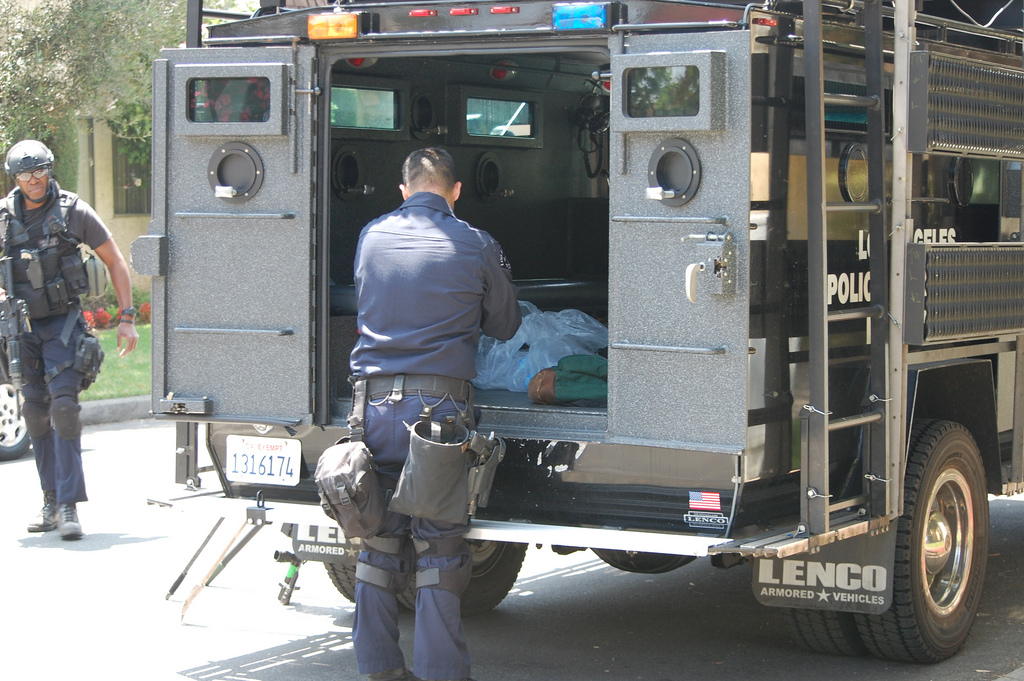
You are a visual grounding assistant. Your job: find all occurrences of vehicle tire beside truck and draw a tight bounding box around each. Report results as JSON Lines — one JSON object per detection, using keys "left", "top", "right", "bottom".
{"left": 0, "top": 381, "right": 29, "bottom": 461}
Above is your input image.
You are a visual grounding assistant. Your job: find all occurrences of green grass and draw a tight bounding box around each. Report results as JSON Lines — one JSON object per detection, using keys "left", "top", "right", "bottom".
{"left": 80, "top": 324, "right": 152, "bottom": 401}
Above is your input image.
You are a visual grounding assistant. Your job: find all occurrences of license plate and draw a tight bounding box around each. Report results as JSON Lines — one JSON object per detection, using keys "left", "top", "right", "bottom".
{"left": 225, "top": 435, "right": 301, "bottom": 487}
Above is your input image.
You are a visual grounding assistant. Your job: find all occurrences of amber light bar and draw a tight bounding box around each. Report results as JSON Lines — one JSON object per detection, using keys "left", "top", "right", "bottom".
{"left": 308, "top": 12, "right": 362, "bottom": 39}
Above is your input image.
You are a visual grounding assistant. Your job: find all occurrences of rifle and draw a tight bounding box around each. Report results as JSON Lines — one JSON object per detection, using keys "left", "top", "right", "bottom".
{"left": 0, "top": 256, "right": 31, "bottom": 398}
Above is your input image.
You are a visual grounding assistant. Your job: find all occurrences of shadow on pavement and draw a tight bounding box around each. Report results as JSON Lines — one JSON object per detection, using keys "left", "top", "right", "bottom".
{"left": 19, "top": 532, "right": 165, "bottom": 551}
{"left": 178, "top": 630, "right": 360, "bottom": 681}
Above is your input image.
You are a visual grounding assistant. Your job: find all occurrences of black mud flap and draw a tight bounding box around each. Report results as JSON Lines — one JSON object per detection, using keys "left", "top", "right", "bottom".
{"left": 752, "top": 527, "right": 896, "bottom": 615}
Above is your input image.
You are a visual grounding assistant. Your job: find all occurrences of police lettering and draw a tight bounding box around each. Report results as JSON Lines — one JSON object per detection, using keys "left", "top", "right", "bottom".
{"left": 758, "top": 559, "right": 886, "bottom": 592}
{"left": 827, "top": 271, "right": 870, "bottom": 306}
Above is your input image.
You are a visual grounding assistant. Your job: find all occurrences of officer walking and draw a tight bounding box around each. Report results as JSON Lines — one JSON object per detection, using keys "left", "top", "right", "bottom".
{"left": 2, "top": 139, "right": 139, "bottom": 540}
{"left": 349, "top": 147, "right": 521, "bottom": 681}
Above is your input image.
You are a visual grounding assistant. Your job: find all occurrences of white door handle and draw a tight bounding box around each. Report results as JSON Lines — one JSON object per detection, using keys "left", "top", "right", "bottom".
{"left": 685, "top": 262, "right": 705, "bottom": 303}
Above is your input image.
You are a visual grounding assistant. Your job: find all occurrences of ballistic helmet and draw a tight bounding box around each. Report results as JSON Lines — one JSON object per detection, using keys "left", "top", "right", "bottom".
{"left": 5, "top": 140, "right": 54, "bottom": 177}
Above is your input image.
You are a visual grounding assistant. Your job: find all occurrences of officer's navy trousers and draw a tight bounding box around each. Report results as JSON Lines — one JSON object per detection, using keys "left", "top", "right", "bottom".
{"left": 21, "top": 314, "right": 87, "bottom": 505}
{"left": 353, "top": 394, "right": 471, "bottom": 681}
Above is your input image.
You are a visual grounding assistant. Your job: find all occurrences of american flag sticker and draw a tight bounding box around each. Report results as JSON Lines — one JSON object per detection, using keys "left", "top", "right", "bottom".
{"left": 689, "top": 491, "right": 722, "bottom": 511}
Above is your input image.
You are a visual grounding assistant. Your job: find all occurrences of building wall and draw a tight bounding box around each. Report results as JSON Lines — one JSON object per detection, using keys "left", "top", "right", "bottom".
{"left": 77, "top": 118, "right": 151, "bottom": 294}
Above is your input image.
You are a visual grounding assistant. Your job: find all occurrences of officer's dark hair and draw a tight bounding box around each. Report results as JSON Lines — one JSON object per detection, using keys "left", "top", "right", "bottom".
{"left": 402, "top": 147, "right": 457, "bottom": 192}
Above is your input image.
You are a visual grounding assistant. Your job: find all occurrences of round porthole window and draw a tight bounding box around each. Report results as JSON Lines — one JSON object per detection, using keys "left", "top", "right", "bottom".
{"left": 948, "top": 157, "right": 974, "bottom": 208}
{"left": 838, "top": 143, "right": 869, "bottom": 203}
{"left": 332, "top": 148, "right": 363, "bottom": 200}
{"left": 475, "top": 152, "right": 504, "bottom": 202}
{"left": 647, "top": 138, "right": 702, "bottom": 207}
{"left": 207, "top": 142, "right": 265, "bottom": 202}
{"left": 411, "top": 94, "right": 434, "bottom": 131}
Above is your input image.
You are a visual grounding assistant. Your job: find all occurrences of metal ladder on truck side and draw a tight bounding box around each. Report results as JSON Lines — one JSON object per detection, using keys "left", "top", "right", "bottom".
{"left": 799, "top": 0, "right": 901, "bottom": 547}
{"left": 707, "top": 0, "right": 911, "bottom": 560}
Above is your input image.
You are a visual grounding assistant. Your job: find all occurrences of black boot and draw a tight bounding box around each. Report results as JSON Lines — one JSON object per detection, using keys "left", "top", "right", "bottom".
{"left": 27, "top": 490, "right": 58, "bottom": 532}
{"left": 58, "top": 503, "right": 83, "bottom": 540}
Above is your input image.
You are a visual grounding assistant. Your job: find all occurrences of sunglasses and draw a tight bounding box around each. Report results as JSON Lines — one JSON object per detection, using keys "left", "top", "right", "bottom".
{"left": 15, "top": 168, "right": 49, "bottom": 182}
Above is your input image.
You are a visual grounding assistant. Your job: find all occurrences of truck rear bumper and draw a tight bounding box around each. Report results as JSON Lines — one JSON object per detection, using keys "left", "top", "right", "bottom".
{"left": 254, "top": 500, "right": 730, "bottom": 557}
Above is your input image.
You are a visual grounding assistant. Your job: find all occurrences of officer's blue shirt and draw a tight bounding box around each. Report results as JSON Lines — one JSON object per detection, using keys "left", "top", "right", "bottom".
{"left": 350, "top": 191, "right": 521, "bottom": 381}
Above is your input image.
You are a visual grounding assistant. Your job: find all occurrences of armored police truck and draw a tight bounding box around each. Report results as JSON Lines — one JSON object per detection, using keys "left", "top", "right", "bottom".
{"left": 135, "top": 0, "right": 1024, "bottom": 662}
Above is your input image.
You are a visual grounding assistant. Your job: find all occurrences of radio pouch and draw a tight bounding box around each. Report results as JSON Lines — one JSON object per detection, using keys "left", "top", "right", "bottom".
{"left": 314, "top": 440, "right": 387, "bottom": 539}
{"left": 73, "top": 333, "right": 104, "bottom": 389}
{"left": 389, "top": 420, "right": 471, "bottom": 525}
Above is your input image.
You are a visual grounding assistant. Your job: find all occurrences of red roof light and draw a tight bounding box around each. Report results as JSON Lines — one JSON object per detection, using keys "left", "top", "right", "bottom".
{"left": 450, "top": 7, "right": 479, "bottom": 15}
{"left": 409, "top": 9, "right": 438, "bottom": 17}
{"left": 490, "top": 6, "right": 520, "bottom": 13}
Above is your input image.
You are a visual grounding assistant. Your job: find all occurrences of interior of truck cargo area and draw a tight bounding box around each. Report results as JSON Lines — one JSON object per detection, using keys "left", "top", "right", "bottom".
{"left": 322, "top": 47, "right": 614, "bottom": 423}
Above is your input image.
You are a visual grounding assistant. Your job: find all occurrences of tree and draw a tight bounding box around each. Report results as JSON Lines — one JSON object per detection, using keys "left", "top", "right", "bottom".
{"left": 0, "top": 0, "right": 187, "bottom": 191}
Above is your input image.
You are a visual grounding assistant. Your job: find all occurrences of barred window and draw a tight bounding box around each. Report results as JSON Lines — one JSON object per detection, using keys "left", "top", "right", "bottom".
{"left": 113, "top": 137, "right": 151, "bottom": 215}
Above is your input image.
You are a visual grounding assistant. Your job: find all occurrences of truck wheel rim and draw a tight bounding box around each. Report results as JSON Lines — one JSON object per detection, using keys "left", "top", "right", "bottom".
{"left": 920, "top": 468, "right": 974, "bottom": 617}
{"left": 0, "top": 384, "right": 24, "bottom": 447}
{"left": 469, "top": 540, "right": 499, "bottom": 574}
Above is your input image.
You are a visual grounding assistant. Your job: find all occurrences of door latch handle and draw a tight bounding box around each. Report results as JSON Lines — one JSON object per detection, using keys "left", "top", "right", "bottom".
{"left": 685, "top": 262, "right": 705, "bottom": 303}
{"left": 646, "top": 186, "right": 678, "bottom": 201}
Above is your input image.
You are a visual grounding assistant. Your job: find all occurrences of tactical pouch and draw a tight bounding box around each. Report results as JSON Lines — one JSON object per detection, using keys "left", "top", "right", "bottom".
{"left": 73, "top": 334, "right": 104, "bottom": 389}
{"left": 314, "top": 440, "right": 388, "bottom": 539}
{"left": 45, "top": 276, "right": 69, "bottom": 312}
{"left": 389, "top": 420, "right": 471, "bottom": 525}
{"left": 60, "top": 254, "right": 90, "bottom": 297}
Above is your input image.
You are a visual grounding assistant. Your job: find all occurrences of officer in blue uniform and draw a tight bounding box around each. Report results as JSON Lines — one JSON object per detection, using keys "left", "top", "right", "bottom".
{"left": 3, "top": 140, "right": 139, "bottom": 540}
{"left": 349, "top": 147, "right": 521, "bottom": 681}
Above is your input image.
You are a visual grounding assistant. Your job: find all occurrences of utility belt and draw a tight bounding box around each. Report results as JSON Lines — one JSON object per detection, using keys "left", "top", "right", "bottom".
{"left": 317, "top": 373, "right": 502, "bottom": 529}
{"left": 364, "top": 373, "right": 473, "bottom": 405}
{"left": 349, "top": 374, "right": 475, "bottom": 441}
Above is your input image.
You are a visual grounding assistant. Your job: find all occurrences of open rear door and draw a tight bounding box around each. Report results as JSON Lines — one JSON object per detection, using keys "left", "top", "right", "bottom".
{"left": 135, "top": 45, "right": 317, "bottom": 424}
{"left": 607, "top": 30, "right": 751, "bottom": 451}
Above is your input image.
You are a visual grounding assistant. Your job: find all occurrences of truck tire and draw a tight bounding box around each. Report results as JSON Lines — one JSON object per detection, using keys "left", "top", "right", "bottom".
{"left": 784, "top": 609, "right": 867, "bottom": 656}
{"left": 325, "top": 539, "right": 527, "bottom": 616}
{"left": 324, "top": 560, "right": 358, "bottom": 603}
{"left": 855, "top": 420, "right": 989, "bottom": 662}
{"left": 592, "top": 548, "right": 695, "bottom": 574}
{"left": 457, "top": 540, "right": 528, "bottom": 615}
{"left": 0, "top": 382, "right": 30, "bottom": 461}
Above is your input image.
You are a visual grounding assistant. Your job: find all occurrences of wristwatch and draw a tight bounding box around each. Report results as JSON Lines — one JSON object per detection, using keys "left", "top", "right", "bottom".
{"left": 119, "top": 307, "right": 138, "bottom": 324}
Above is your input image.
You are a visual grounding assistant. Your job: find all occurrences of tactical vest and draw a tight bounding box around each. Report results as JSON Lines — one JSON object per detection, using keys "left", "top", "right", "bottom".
{"left": 0, "top": 189, "right": 90, "bottom": 320}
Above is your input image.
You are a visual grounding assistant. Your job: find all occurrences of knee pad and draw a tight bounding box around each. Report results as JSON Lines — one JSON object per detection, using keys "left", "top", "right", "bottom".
{"left": 356, "top": 535, "right": 414, "bottom": 597}
{"left": 21, "top": 400, "right": 52, "bottom": 440}
{"left": 413, "top": 537, "right": 473, "bottom": 597}
{"left": 51, "top": 395, "right": 81, "bottom": 441}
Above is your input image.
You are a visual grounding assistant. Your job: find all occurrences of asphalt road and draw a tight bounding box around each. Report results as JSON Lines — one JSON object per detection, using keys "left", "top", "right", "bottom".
{"left": 3, "top": 419, "right": 1024, "bottom": 681}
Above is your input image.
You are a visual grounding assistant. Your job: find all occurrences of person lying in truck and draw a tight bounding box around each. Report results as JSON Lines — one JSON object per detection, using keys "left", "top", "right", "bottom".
{"left": 347, "top": 147, "right": 521, "bottom": 681}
